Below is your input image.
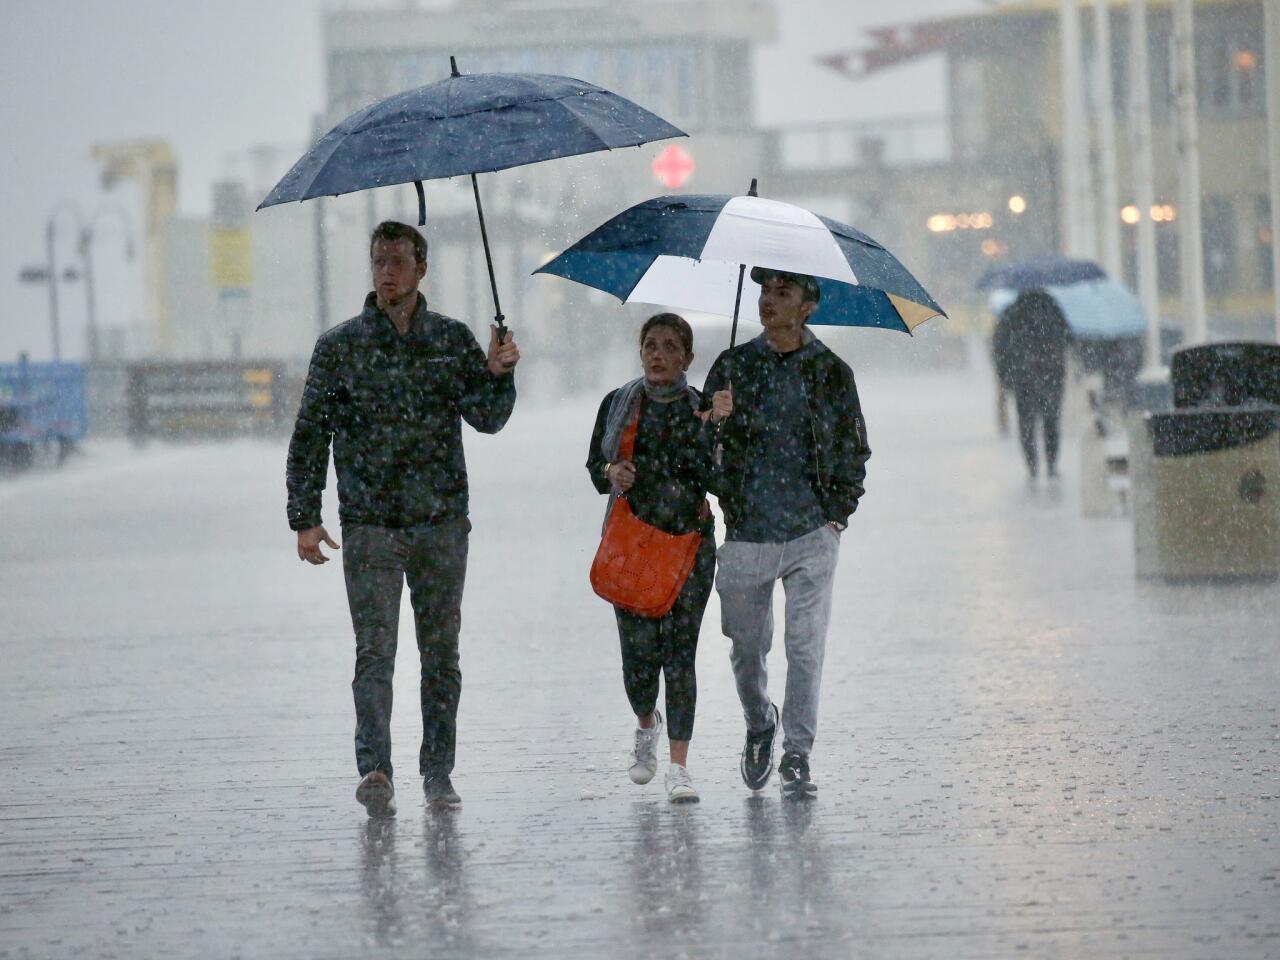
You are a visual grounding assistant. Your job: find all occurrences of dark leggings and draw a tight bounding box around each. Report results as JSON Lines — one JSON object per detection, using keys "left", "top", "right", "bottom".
{"left": 614, "top": 533, "right": 715, "bottom": 742}
{"left": 1014, "top": 386, "right": 1064, "bottom": 476}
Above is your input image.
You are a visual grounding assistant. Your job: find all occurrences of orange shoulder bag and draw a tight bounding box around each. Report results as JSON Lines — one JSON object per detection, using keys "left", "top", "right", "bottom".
{"left": 590, "top": 404, "right": 702, "bottom": 619}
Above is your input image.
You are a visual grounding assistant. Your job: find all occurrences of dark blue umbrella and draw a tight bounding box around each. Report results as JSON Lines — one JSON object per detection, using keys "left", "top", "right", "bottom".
{"left": 976, "top": 255, "right": 1106, "bottom": 292}
{"left": 535, "top": 183, "right": 944, "bottom": 343}
{"left": 258, "top": 57, "right": 686, "bottom": 336}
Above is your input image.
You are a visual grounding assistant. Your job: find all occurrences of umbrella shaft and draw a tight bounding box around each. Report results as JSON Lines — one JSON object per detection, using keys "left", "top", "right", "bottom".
{"left": 729, "top": 263, "right": 746, "bottom": 349}
{"left": 471, "top": 174, "right": 506, "bottom": 336}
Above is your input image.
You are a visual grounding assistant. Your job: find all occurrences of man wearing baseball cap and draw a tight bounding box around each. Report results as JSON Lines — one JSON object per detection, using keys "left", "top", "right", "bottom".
{"left": 702, "top": 266, "right": 870, "bottom": 799}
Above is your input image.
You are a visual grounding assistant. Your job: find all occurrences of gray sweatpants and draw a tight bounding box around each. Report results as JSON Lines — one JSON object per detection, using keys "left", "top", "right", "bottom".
{"left": 715, "top": 525, "right": 840, "bottom": 756}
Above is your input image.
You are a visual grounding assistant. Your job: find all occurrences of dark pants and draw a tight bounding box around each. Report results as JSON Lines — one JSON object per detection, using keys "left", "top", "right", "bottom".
{"left": 1014, "top": 385, "right": 1064, "bottom": 477}
{"left": 613, "top": 533, "right": 715, "bottom": 742}
{"left": 341, "top": 518, "right": 470, "bottom": 782}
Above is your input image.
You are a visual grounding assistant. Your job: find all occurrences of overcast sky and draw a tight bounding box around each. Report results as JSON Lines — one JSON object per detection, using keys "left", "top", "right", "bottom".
{"left": 0, "top": 0, "right": 979, "bottom": 360}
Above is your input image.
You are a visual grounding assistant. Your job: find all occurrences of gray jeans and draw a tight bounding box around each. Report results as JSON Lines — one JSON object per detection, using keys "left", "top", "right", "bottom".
{"left": 341, "top": 518, "right": 470, "bottom": 781}
{"left": 716, "top": 525, "right": 840, "bottom": 756}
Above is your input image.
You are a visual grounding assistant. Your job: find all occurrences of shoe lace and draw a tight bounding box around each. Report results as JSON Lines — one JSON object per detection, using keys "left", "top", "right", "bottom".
{"left": 781, "top": 753, "right": 808, "bottom": 781}
{"left": 669, "top": 766, "right": 693, "bottom": 790}
{"left": 634, "top": 725, "right": 659, "bottom": 763}
{"left": 746, "top": 726, "right": 775, "bottom": 766}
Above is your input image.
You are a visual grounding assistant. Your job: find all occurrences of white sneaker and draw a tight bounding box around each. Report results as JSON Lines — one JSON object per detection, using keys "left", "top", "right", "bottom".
{"left": 664, "top": 763, "right": 699, "bottom": 804}
{"left": 628, "top": 710, "right": 664, "bottom": 784}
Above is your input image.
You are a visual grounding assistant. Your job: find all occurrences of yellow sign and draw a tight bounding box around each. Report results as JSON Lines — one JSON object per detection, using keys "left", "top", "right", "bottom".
{"left": 210, "top": 227, "right": 252, "bottom": 289}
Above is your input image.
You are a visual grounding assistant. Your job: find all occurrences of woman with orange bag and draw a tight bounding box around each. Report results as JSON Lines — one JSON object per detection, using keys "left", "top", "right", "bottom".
{"left": 586, "top": 313, "right": 732, "bottom": 803}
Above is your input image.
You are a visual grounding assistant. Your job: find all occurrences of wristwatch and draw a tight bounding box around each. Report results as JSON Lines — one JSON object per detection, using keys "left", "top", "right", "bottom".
{"left": 828, "top": 520, "right": 847, "bottom": 533}
{"left": 602, "top": 461, "right": 613, "bottom": 479}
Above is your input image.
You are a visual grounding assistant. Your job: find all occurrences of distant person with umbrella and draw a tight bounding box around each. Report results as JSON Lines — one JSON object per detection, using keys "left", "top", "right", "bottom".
{"left": 586, "top": 313, "right": 733, "bottom": 804}
{"left": 703, "top": 269, "right": 871, "bottom": 800}
{"left": 991, "top": 288, "right": 1071, "bottom": 481}
{"left": 286, "top": 220, "right": 520, "bottom": 817}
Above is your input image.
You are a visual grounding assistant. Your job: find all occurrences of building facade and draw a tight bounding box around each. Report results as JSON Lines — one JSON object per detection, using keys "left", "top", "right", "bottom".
{"left": 785, "top": 0, "right": 1273, "bottom": 341}
{"left": 315, "top": 0, "right": 777, "bottom": 393}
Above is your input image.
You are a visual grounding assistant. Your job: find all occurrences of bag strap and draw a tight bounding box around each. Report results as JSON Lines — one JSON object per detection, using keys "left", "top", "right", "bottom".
{"left": 618, "top": 398, "right": 641, "bottom": 462}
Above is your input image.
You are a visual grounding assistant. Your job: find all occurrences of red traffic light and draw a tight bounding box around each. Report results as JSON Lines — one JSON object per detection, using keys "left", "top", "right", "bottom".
{"left": 651, "top": 145, "right": 695, "bottom": 189}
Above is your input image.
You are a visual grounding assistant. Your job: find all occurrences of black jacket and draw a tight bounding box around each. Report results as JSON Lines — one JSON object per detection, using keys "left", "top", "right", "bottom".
{"left": 586, "top": 389, "right": 715, "bottom": 536}
{"left": 703, "top": 334, "right": 870, "bottom": 530}
{"left": 992, "top": 290, "right": 1071, "bottom": 396}
{"left": 286, "top": 292, "right": 515, "bottom": 530}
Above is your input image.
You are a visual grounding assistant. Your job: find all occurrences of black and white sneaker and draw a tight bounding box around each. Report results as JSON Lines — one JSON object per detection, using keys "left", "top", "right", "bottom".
{"left": 778, "top": 751, "right": 816, "bottom": 800}
{"left": 740, "top": 703, "right": 779, "bottom": 791}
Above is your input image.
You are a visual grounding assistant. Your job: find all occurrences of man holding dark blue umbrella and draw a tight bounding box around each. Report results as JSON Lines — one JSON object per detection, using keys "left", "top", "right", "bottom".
{"left": 287, "top": 220, "right": 519, "bottom": 817}
{"left": 704, "top": 268, "right": 870, "bottom": 800}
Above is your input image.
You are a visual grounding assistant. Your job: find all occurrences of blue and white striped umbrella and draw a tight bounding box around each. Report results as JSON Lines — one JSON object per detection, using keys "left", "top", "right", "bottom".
{"left": 535, "top": 193, "right": 944, "bottom": 335}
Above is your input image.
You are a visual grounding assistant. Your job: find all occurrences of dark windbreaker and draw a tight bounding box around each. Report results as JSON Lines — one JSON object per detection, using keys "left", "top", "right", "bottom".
{"left": 703, "top": 333, "right": 870, "bottom": 532}
{"left": 286, "top": 292, "right": 515, "bottom": 531}
{"left": 991, "top": 290, "right": 1071, "bottom": 395}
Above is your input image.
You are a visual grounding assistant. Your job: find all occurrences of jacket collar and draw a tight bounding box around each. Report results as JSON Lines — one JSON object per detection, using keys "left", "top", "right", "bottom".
{"left": 362, "top": 291, "right": 432, "bottom": 340}
{"left": 749, "top": 327, "right": 822, "bottom": 357}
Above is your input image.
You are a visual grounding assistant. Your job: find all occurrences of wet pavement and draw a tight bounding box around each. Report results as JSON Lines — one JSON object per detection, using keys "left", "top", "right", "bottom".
{"left": 1, "top": 358, "right": 1277, "bottom": 959}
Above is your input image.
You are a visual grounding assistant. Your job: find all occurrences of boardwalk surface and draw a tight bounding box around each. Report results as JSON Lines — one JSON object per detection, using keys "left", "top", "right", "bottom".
{"left": 1, "top": 363, "right": 1277, "bottom": 959}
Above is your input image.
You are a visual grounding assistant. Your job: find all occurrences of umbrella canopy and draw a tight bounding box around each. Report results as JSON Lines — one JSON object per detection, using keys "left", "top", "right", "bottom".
{"left": 259, "top": 69, "right": 685, "bottom": 211}
{"left": 535, "top": 192, "right": 944, "bottom": 336}
{"left": 976, "top": 255, "right": 1106, "bottom": 292}
{"left": 257, "top": 59, "right": 685, "bottom": 337}
{"left": 990, "top": 279, "right": 1146, "bottom": 340}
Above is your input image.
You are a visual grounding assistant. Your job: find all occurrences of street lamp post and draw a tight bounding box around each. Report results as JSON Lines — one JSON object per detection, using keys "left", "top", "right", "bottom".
{"left": 1092, "top": 0, "right": 1122, "bottom": 279}
{"left": 79, "top": 228, "right": 96, "bottom": 364}
{"left": 45, "top": 219, "right": 62, "bottom": 361}
{"left": 78, "top": 205, "right": 135, "bottom": 364}
{"left": 1131, "top": 0, "right": 1163, "bottom": 374}
{"left": 1266, "top": 0, "right": 1280, "bottom": 342}
{"left": 20, "top": 203, "right": 134, "bottom": 364}
{"left": 1172, "top": 0, "right": 1208, "bottom": 345}
{"left": 37, "top": 202, "right": 87, "bottom": 362}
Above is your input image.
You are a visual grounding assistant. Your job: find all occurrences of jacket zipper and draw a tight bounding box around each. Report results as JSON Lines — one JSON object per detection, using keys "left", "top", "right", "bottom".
{"left": 801, "top": 374, "right": 826, "bottom": 496}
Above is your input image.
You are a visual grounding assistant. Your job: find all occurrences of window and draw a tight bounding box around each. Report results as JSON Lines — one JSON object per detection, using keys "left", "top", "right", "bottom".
{"left": 1202, "top": 196, "right": 1236, "bottom": 296}
{"left": 1196, "top": 8, "right": 1265, "bottom": 117}
{"left": 953, "top": 58, "right": 987, "bottom": 160}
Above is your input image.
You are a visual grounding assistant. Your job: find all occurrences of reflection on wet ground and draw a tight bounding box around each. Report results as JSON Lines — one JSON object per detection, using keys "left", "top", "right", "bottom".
{"left": 1, "top": 369, "right": 1276, "bottom": 957}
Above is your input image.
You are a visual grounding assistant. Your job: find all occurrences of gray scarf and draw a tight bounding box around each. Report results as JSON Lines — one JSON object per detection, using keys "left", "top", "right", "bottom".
{"left": 600, "top": 375, "right": 700, "bottom": 525}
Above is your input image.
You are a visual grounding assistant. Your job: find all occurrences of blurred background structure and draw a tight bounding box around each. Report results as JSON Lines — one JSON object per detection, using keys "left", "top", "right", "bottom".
{"left": 0, "top": 0, "right": 1276, "bottom": 424}
{"left": 2, "top": 6, "right": 1278, "bottom": 952}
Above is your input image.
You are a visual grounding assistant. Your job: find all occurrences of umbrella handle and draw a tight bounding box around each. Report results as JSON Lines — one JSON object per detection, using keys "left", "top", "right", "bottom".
{"left": 470, "top": 173, "right": 511, "bottom": 351}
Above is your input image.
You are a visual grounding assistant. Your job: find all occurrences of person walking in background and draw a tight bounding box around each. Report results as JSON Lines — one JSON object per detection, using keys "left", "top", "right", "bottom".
{"left": 287, "top": 220, "right": 520, "bottom": 818}
{"left": 586, "top": 313, "right": 732, "bottom": 804}
{"left": 703, "top": 268, "right": 871, "bottom": 800}
{"left": 991, "top": 288, "right": 1071, "bottom": 481}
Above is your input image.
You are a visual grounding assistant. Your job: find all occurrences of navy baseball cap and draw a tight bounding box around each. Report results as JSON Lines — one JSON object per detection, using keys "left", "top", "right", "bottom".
{"left": 749, "top": 266, "right": 821, "bottom": 304}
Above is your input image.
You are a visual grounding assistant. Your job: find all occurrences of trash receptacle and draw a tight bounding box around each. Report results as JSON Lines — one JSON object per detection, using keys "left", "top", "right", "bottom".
{"left": 1132, "top": 342, "right": 1280, "bottom": 580}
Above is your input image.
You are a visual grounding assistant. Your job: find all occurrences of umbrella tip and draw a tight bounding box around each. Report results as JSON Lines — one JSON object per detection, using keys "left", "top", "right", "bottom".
{"left": 450, "top": 55, "right": 460, "bottom": 77}
{"left": 748, "top": 178, "right": 758, "bottom": 197}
